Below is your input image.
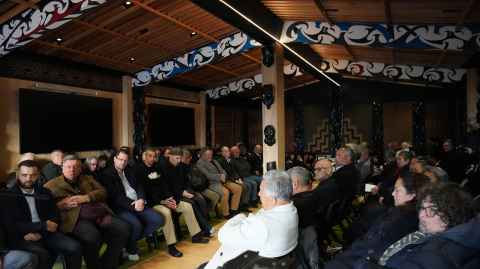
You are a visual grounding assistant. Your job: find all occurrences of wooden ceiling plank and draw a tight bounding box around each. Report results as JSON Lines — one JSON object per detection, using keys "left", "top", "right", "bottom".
{"left": 72, "top": 20, "right": 173, "bottom": 56}
{"left": 0, "top": 0, "right": 40, "bottom": 24}
{"left": 44, "top": 0, "right": 156, "bottom": 54}
{"left": 8, "top": 0, "right": 39, "bottom": 9}
{"left": 383, "top": 0, "right": 395, "bottom": 64}
{"left": 313, "top": 0, "right": 355, "bottom": 61}
{"left": 133, "top": 0, "right": 257, "bottom": 67}
{"left": 437, "top": 0, "right": 477, "bottom": 65}
{"left": 33, "top": 39, "right": 145, "bottom": 71}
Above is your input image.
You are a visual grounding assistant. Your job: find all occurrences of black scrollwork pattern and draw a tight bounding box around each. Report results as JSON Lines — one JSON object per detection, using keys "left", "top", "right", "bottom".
{"left": 264, "top": 125, "right": 276, "bottom": 146}
{"left": 133, "top": 87, "right": 146, "bottom": 161}
{"left": 207, "top": 60, "right": 465, "bottom": 99}
{"left": 281, "top": 21, "right": 480, "bottom": 51}
{"left": 0, "top": 0, "right": 107, "bottom": 57}
{"left": 133, "top": 32, "right": 261, "bottom": 87}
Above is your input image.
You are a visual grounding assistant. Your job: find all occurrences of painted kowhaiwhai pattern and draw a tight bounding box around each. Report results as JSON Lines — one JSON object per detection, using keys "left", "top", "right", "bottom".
{"left": 0, "top": 0, "right": 107, "bottom": 57}
{"left": 281, "top": 21, "right": 480, "bottom": 50}
{"left": 206, "top": 60, "right": 466, "bottom": 99}
{"left": 133, "top": 32, "right": 261, "bottom": 87}
{"left": 206, "top": 64, "right": 302, "bottom": 99}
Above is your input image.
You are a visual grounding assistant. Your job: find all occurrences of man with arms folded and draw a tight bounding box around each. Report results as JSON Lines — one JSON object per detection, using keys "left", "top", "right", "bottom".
{"left": 201, "top": 170, "right": 298, "bottom": 269}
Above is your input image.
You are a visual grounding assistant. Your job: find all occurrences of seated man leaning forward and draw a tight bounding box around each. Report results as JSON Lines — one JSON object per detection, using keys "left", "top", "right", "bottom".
{"left": 201, "top": 170, "right": 299, "bottom": 269}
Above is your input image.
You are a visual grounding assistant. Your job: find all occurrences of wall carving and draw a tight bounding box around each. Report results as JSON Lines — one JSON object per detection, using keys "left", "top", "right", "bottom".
{"left": 308, "top": 118, "right": 363, "bottom": 153}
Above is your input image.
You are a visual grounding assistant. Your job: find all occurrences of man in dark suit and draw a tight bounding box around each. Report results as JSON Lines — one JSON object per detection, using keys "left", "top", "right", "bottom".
{"left": 4, "top": 160, "right": 82, "bottom": 269}
{"left": 332, "top": 147, "right": 360, "bottom": 199}
{"left": 102, "top": 149, "right": 164, "bottom": 261}
{"left": 217, "top": 146, "right": 255, "bottom": 210}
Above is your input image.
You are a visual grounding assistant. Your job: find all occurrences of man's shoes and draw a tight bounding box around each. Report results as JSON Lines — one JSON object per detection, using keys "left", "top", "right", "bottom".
{"left": 192, "top": 233, "right": 209, "bottom": 244}
{"left": 168, "top": 245, "right": 183, "bottom": 257}
{"left": 239, "top": 205, "right": 252, "bottom": 212}
{"left": 127, "top": 253, "right": 140, "bottom": 261}
{"left": 203, "top": 227, "right": 216, "bottom": 237}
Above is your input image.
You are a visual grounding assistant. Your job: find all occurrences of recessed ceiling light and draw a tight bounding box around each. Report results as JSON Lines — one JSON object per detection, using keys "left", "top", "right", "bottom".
{"left": 129, "top": 57, "right": 136, "bottom": 63}
{"left": 55, "top": 37, "right": 63, "bottom": 44}
{"left": 190, "top": 32, "right": 197, "bottom": 37}
{"left": 123, "top": 1, "right": 133, "bottom": 8}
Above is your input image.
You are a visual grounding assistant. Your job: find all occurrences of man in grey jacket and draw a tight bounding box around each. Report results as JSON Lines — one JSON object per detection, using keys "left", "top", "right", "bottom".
{"left": 196, "top": 148, "right": 242, "bottom": 219}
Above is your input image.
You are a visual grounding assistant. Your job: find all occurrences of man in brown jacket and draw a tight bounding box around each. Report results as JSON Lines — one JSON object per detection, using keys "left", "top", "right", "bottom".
{"left": 44, "top": 155, "right": 130, "bottom": 269}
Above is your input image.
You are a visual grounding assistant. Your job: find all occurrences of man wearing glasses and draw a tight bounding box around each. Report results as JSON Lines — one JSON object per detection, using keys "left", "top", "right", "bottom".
{"left": 358, "top": 182, "right": 479, "bottom": 269}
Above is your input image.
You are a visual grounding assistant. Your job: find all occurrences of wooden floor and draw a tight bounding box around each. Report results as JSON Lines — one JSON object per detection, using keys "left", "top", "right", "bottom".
{"left": 130, "top": 207, "right": 261, "bottom": 269}
{"left": 131, "top": 221, "right": 223, "bottom": 269}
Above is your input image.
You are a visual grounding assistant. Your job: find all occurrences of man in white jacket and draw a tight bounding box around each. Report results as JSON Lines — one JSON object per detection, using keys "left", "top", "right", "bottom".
{"left": 203, "top": 170, "right": 299, "bottom": 269}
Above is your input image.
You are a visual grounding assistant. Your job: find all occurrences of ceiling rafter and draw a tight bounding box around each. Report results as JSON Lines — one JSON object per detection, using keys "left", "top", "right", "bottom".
{"left": 132, "top": 0, "right": 260, "bottom": 66}
{"left": 44, "top": 0, "right": 157, "bottom": 55}
{"left": 313, "top": 0, "right": 356, "bottom": 61}
{"left": 383, "top": 0, "right": 396, "bottom": 65}
{"left": 436, "top": 0, "right": 478, "bottom": 65}
{"left": 0, "top": 0, "right": 40, "bottom": 24}
{"left": 33, "top": 40, "right": 146, "bottom": 71}
{"left": 88, "top": 17, "right": 166, "bottom": 54}
{"left": 8, "top": 0, "right": 39, "bottom": 9}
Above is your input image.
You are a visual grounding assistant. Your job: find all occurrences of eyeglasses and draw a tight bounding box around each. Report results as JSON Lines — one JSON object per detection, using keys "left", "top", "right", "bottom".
{"left": 418, "top": 205, "right": 440, "bottom": 218}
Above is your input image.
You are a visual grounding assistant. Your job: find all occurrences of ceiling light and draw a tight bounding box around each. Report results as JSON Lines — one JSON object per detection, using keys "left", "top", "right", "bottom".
{"left": 55, "top": 37, "right": 63, "bottom": 44}
{"left": 123, "top": 1, "right": 133, "bottom": 8}
{"left": 190, "top": 31, "right": 197, "bottom": 37}
{"left": 218, "top": 0, "right": 341, "bottom": 87}
{"left": 129, "top": 57, "right": 136, "bottom": 63}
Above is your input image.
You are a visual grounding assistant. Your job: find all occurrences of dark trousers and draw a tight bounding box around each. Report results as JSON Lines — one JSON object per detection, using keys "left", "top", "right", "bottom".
{"left": 71, "top": 216, "right": 129, "bottom": 269}
{"left": 182, "top": 195, "right": 211, "bottom": 233}
{"left": 17, "top": 232, "right": 82, "bottom": 269}
{"left": 117, "top": 208, "right": 164, "bottom": 254}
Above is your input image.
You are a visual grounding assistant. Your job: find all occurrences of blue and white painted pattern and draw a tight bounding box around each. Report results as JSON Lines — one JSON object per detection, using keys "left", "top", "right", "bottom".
{"left": 206, "top": 64, "right": 302, "bottom": 99}
{"left": 281, "top": 21, "right": 480, "bottom": 50}
{"left": 0, "top": 0, "right": 107, "bottom": 57}
{"left": 132, "top": 32, "right": 261, "bottom": 87}
{"left": 206, "top": 60, "right": 466, "bottom": 99}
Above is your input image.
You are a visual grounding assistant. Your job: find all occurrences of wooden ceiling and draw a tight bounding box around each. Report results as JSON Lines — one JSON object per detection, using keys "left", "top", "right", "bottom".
{"left": 2, "top": 0, "right": 478, "bottom": 91}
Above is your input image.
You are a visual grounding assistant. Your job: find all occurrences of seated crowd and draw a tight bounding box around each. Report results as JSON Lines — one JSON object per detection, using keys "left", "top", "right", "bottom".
{"left": 1, "top": 139, "right": 479, "bottom": 269}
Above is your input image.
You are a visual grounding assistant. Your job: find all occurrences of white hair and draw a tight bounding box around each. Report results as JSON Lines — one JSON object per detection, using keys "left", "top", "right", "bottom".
{"left": 262, "top": 170, "right": 292, "bottom": 201}
{"left": 287, "top": 166, "right": 311, "bottom": 186}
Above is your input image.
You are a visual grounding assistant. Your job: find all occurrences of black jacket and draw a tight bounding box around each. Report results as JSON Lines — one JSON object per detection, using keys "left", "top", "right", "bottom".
{"left": 101, "top": 165, "right": 146, "bottom": 213}
{"left": 159, "top": 160, "right": 188, "bottom": 203}
{"left": 292, "top": 190, "right": 318, "bottom": 229}
{"left": 231, "top": 157, "right": 253, "bottom": 178}
{"left": 41, "top": 162, "right": 62, "bottom": 182}
{"left": 134, "top": 162, "right": 169, "bottom": 206}
{"left": 332, "top": 163, "right": 360, "bottom": 199}
{"left": 217, "top": 157, "right": 240, "bottom": 181}
{"left": 325, "top": 203, "right": 418, "bottom": 269}
{"left": 1, "top": 185, "right": 60, "bottom": 247}
{"left": 358, "top": 215, "right": 480, "bottom": 269}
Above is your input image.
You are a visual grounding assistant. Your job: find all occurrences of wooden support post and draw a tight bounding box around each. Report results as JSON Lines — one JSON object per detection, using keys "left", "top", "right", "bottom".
{"left": 122, "top": 76, "right": 134, "bottom": 148}
{"left": 262, "top": 43, "right": 285, "bottom": 171}
{"left": 198, "top": 91, "right": 207, "bottom": 147}
{"left": 467, "top": 69, "right": 479, "bottom": 131}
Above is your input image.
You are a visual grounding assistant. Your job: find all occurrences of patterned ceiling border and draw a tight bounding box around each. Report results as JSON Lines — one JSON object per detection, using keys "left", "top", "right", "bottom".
{"left": 206, "top": 64, "right": 303, "bottom": 99}
{"left": 281, "top": 21, "right": 480, "bottom": 50}
{"left": 132, "top": 32, "right": 261, "bottom": 87}
{"left": 0, "top": 0, "right": 108, "bottom": 57}
{"left": 206, "top": 60, "right": 466, "bottom": 99}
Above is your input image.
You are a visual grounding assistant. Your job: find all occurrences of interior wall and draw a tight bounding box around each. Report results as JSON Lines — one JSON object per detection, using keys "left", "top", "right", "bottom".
{"left": 0, "top": 77, "right": 123, "bottom": 180}
{"left": 383, "top": 102, "right": 414, "bottom": 144}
